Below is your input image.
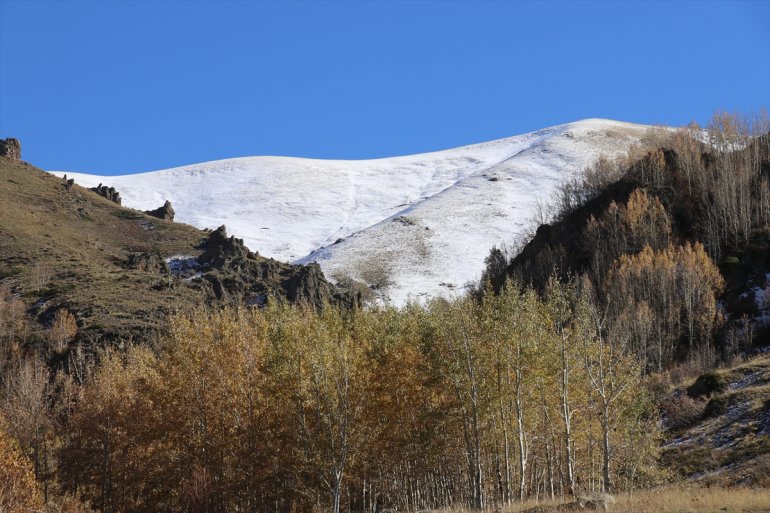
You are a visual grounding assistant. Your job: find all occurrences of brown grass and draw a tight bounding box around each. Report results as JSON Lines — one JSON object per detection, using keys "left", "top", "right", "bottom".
{"left": 0, "top": 157, "right": 212, "bottom": 346}
{"left": 436, "top": 486, "right": 770, "bottom": 513}
{"left": 613, "top": 485, "right": 770, "bottom": 513}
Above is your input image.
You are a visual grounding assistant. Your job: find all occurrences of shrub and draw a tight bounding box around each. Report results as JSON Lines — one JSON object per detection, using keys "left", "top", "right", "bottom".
{"left": 703, "top": 395, "right": 729, "bottom": 419}
{"left": 687, "top": 371, "right": 727, "bottom": 398}
{"left": 661, "top": 391, "right": 706, "bottom": 430}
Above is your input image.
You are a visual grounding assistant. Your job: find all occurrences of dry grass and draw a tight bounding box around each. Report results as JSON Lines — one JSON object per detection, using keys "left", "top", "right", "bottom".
{"left": 434, "top": 486, "right": 770, "bottom": 513}
{"left": 0, "top": 157, "right": 218, "bottom": 345}
{"left": 659, "top": 354, "right": 770, "bottom": 487}
{"left": 613, "top": 486, "right": 770, "bottom": 513}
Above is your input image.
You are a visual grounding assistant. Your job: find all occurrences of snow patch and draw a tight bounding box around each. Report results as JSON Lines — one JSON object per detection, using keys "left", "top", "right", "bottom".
{"left": 165, "top": 255, "right": 201, "bottom": 281}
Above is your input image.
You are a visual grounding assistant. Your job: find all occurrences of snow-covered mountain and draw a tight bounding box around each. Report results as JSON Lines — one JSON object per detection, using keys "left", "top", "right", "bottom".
{"left": 56, "top": 119, "right": 653, "bottom": 305}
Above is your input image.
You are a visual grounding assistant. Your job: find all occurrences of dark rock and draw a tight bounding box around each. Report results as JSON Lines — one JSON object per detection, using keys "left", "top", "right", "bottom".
{"left": 90, "top": 183, "right": 122, "bottom": 204}
{"left": 126, "top": 251, "right": 169, "bottom": 273}
{"left": 145, "top": 200, "right": 175, "bottom": 221}
{"left": 194, "top": 225, "right": 360, "bottom": 309}
{"left": 202, "top": 273, "right": 229, "bottom": 301}
{"left": 284, "top": 262, "right": 333, "bottom": 304}
{"left": 702, "top": 395, "right": 729, "bottom": 419}
{"left": 0, "top": 138, "right": 21, "bottom": 161}
{"left": 198, "top": 225, "right": 250, "bottom": 268}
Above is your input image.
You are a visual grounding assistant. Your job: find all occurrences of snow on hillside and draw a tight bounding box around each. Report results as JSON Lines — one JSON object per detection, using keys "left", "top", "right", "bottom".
{"left": 55, "top": 119, "right": 652, "bottom": 305}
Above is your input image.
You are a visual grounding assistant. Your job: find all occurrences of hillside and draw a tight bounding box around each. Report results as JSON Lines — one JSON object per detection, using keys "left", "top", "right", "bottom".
{"left": 487, "top": 133, "right": 770, "bottom": 361}
{"left": 661, "top": 353, "right": 770, "bottom": 487}
{"left": 57, "top": 119, "right": 654, "bottom": 305}
{"left": 0, "top": 152, "right": 355, "bottom": 350}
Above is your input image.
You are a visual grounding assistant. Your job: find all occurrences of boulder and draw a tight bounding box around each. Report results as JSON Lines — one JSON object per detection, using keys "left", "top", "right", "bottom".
{"left": 577, "top": 492, "right": 615, "bottom": 511}
{"left": 0, "top": 138, "right": 21, "bottom": 161}
{"left": 145, "top": 200, "right": 175, "bottom": 221}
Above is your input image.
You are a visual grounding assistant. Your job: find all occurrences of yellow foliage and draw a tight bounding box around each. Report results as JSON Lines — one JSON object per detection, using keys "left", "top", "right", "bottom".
{"left": 0, "top": 416, "right": 44, "bottom": 513}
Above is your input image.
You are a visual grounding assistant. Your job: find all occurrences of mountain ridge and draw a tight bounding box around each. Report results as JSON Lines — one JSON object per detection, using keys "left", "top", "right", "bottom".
{"left": 54, "top": 118, "right": 655, "bottom": 304}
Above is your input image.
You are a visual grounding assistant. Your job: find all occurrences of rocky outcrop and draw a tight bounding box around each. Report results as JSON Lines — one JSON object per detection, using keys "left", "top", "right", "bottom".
{"left": 198, "top": 225, "right": 251, "bottom": 267}
{"left": 126, "top": 251, "right": 169, "bottom": 273}
{"left": 145, "top": 200, "right": 175, "bottom": 221}
{"left": 90, "top": 183, "right": 122, "bottom": 204}
{"left": 285, "top": 262, "right": 341, "bottom": 305}
{"left": 0, "top": 138, "right": 21, "bottom": 161}
{"left": 194, "top": 225, "right": 360, "bottom": 308}
{"left": 62, "top": 174, "right": 75, "bottom": 190}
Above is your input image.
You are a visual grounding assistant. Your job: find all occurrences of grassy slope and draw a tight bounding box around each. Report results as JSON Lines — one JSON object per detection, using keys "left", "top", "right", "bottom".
{"left": 662, "top": 354, "right": 770, "bottom": 488}
{"left": 0, "top": 156, "right": 211, "bottom": 346}
{"left": 0, "top": 155, "right": 347, "bottom": 350}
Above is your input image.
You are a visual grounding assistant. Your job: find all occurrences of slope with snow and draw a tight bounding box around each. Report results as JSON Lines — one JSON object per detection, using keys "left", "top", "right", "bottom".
{"left": 56, "top": 119, "right": 652, "bottom": 305}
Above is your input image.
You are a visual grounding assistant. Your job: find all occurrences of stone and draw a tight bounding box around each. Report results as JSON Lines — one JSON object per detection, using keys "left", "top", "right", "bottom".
{"left": 126, "top": 252, "right": 169, "bottom": 273}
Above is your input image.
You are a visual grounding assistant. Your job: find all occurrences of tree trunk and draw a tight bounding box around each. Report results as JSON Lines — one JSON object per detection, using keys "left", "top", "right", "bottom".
{"left": 601, "top": 402, "right": 611, "bottom": 493}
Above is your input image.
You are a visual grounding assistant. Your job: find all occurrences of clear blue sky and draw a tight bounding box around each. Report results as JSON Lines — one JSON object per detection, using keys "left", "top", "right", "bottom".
{"left": 1, "top": 0, "right": 768, "bottom": 175}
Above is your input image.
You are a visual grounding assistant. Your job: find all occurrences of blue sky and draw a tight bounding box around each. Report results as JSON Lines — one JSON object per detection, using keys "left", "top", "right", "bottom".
{"left": 0, "top": 1, "right": 768, "bottom": 175}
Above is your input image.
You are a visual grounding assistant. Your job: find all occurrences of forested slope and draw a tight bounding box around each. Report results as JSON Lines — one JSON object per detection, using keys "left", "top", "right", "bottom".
{"left": 483, "top": 116, "right": 770, "bottom": 371}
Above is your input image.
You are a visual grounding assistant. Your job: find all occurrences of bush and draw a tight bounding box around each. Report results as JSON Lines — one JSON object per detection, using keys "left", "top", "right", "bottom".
{"left": 687, "top": 371, "right": 727, "bottom": 398}
{"left": 661, "top": 391, "right": 706, "bottom": 430}
{"left": 703, "top": 395, "right": 729, "bottom": 419}
{"left": 644, "top": 371, "right": 672, "bottom": 403}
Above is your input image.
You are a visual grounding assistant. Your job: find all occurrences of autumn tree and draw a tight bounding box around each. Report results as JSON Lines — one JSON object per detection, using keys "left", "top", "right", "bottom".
{"left": 50, "top": 309, "right": 78, "bottom": 354}
{"left": 585, "top": 189, "right": 671, "bottom": 287}
{"left": 606, "top": 242, "right": 724, "bottom": 370}
{"left": 0, "top": 414, "right": 45, "bottom": 512}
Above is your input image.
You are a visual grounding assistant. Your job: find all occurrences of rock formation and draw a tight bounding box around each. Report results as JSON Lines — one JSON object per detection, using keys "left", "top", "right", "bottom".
{"left": 0, "top": 138, "right": 21, "bottom": 161}
{"left": 145, "top": 200, "right": 175, "bottom": 221}
{"left": 90, "top": 183, "right": 122, "bottom": 204}
{"left": 195, "top": 225, "right": 360, "bottom": 308}
{"left": 126, "top": 251, "right": 169, "bottom": 273}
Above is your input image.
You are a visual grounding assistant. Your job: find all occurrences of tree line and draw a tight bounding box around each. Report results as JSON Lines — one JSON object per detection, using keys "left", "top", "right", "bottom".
{"left": 2, "top": 281, "right": 662, "bottom": 512}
